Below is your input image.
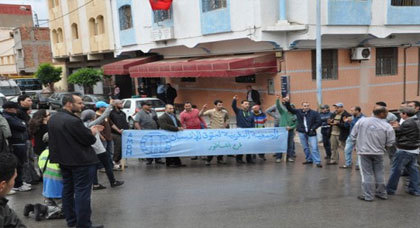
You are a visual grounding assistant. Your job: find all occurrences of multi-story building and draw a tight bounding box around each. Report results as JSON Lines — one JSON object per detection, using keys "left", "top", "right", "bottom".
{"left": 0, "top": 4, "right": 33, "bottom": 28}
{"left": 48, "top": 0, "right": 118, "bottom": 94}
{"left": 0, "top": 28, "right": 17, "bottom": 77}
{"left": 102, "top": 0, "right": 420, "bottom": 114}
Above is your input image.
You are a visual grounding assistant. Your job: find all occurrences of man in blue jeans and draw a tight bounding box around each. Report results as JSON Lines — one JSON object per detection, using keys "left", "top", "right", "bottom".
{"left": 283, "top": 96, "right": 322, "bottom": 167}
{"left": 386, "top": 107, "right": 420, "bottom": 196}
{"left": 48, "top": 94, "right": 104, "bottom": 228}
{"left": 340, "top": 106, "right": 364, "bottom": 169}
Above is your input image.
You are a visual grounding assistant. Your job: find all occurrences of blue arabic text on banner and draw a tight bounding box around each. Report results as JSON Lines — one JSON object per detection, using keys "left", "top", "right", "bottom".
{"left": 122, "top": 127, "right": 288, "bottom": 158}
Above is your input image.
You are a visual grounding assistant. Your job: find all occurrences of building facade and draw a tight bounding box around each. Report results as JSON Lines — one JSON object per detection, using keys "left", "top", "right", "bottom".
{"left": 48, "top": 0, "right": 118, "bottom": 94}
{"left": 0, "top": 4, "right": 33, "bottom": 28}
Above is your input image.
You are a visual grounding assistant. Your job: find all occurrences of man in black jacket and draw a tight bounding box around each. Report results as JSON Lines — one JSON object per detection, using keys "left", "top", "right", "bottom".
{"left": 158, "top": 104, "right": 185, "bottom": 167}
{"left": 246, "top": 85, "right": 261, "bottom": 106}
{"left": 48, "top": 94, "right": 103, "bottom": 228}
{"left": 109, "top": 100, "right": 129, "bottom": 169}
{"left": 386, "top": 107, "right": 420, "bottom": 196}
{"left": 327, "top": 103, "right": 351, "bottom": 165}
{"left": 3, "top": 102, "right": 31, "bottom": 192}
{"left": 165, "top": 83, "right": 177, "bottom": 105}
{"left": 283, "top": 96, "right": 323, "bottom": 167}
{"left": 0, "top": 153, "right": 26, "bottom": 227}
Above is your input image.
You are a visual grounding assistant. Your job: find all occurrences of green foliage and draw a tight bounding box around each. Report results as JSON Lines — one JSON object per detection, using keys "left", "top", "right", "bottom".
{"left": 68, "top": 68, "right": 103, "bottom": 87}
{"left": 35, "top": 63, "right": 62, "bottom": 86}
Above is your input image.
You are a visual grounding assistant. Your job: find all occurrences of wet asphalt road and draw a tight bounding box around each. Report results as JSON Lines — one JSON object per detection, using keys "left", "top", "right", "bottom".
{"left": 7, "top": 145, "right": 420, "bottom": 228}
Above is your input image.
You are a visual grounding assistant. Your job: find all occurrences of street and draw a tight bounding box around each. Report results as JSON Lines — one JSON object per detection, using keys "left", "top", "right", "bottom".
{"left": 8, "top": 145, "right": 420, "bottom": 228}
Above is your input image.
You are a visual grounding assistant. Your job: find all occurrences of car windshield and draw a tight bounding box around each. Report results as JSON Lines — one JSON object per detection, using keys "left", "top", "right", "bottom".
{"left": 136, "top": 100, "right": 165, "bottom": 109}
{"left": 0, "top": 87, "right": 21, "bottom": 96}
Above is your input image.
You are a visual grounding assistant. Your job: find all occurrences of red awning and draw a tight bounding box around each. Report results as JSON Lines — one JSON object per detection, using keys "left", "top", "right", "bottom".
{"left": 129, "top": 53, "right": 277, "bottom": 78}
{"left": 102, "top": 56, "right": 159, "bottom": 75}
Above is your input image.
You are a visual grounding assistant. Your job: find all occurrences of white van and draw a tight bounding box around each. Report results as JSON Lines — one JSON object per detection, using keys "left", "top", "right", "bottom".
{"left": 0, "top": 80, "right": 21, "bottom": 100}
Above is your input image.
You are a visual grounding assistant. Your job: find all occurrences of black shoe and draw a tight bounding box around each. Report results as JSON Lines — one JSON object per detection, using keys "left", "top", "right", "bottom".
{"left": 236, "top": 160, "right": 245, "bottom": 164}
{"left": 316, "top": 164, "right": 323, "bottom": 168}
{"left": 174, "top": 164, "right": 186, "bottom": 168}
{"left": 302, "top": 161, "right": 313, "bottom": 165}
{"left": 93, "top": 184, "right": 106, "bottom": 191}
{"left": 34, "top": 203, "right": 48, "bottom": 221}
{"left": 190, "top": 157, "right": 198, "bottom": 160}
{"left": 324, "top": 156, "right": 331, "bottom": 159}
{"left": 146, "top": 161, "right": 153, "bottom": 165}
{"left": 23, "top": 204, "right": 34, "bottom": 217}
{"left": 357, "top": 195, "right": 373, "bottom": 202}
{"left": 247, "top": 160, "right": 255, "bottom": 164}
{"left": 111, "top": 180, "right": 124, "bottom": 188}
{"left": 155, "top": 161, "right": 165, "bottom": 165}
{"left": 327, "top": 162, "right": 338, "bottom": 165}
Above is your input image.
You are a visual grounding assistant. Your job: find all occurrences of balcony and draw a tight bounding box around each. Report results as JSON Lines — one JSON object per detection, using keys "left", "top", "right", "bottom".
{"left": 53, "top": 43, "right": 67, "bottom": 58}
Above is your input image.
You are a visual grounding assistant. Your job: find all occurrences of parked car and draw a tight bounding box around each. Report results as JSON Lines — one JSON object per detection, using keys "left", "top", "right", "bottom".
{"left": 48, "top": 92, "right": 82, "bottom": 110}
{"left": 0, "top": 80, "right": 21, "bottom": 100}
{"left": 15, "top": 79, "right": 42, "bottom": 91}
{"left": 82, "top": 94, "right": 110, "bottom": 110}
{"left": 121, "top": 98, "right": 165, "bottom": 128}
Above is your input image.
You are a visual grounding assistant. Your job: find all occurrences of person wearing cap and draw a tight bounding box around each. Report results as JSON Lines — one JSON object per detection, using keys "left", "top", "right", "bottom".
{"left": 134, "top": 101, "right": 164, "bottom": 165}
{"left": 320, "top": 104, "right": 333, "bottom": 160}
{"left": 283, "top": 96, "right": 323, "bottom": 168}
{"left": 2, "top": 101, "right": 31, "bottom": 192}
{"left": 386, "top": 107, "right": 420, "bottom": 196}
{"left": 95, "top": 101, "right": 114, "bottom": 170}
{"left": 341, "top": 106, "right": 364, "bottom": 169}
{"left": 327, "top": 102, "right": 351, "bottom": 165}
{"left": 109, "top": 99, "right": 130, "bottom": 169}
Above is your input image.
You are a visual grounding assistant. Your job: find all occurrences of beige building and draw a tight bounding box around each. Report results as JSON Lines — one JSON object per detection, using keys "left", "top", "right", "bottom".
{"left": 48, "top": 0, "right": 118, "bottom": 93}
{"left": 0, "top": 29, "right": 17, "bottom": 77}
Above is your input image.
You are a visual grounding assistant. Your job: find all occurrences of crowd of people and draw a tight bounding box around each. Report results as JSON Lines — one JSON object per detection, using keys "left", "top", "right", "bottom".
{"left": 0, "top": 86, "right": 420, "bottom": 227}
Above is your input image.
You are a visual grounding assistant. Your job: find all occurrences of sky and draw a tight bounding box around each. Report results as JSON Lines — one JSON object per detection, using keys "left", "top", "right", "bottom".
{"left": 0, "top": 0, "right": 49, "bottom": 26}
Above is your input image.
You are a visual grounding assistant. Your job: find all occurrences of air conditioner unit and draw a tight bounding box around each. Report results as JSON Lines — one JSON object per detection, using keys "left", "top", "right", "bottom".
{"left": 351, "top": 47, "right": 371, "bottom": 61}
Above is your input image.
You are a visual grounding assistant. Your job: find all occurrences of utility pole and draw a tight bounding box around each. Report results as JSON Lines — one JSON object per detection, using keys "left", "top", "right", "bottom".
{"left": 316, "top": 0, "right": 322, "bottom": 106}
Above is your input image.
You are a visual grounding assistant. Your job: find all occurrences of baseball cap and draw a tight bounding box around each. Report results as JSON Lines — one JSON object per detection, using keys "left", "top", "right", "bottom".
{"left": 334, "top": 102, "right": 344, "bottom": 108}
{"left": 2, "top": 101, "right": 19, "bottom": 109}
{"left": 95, "top": 101, "right": 109, "bottom": 108}
{"left": 320, "top": 104, "right": 329, "bottom": 109}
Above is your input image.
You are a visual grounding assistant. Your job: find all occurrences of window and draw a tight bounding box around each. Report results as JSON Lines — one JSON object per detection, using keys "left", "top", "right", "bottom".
{"left": 202, "top": 0, "right": 227, "bottom": 12}
{"left": 57, "top": 28, "right": 63, "bottom": 43}
{"left": 235, "top": 75, "right": 256, "bottom": 83}
{"left": 123, "top": 100, "right": 131, "bottom": 109}
{"left": 181, "top": 77, "right": 196, "bottom": 82}
{"left": 119, "top": 5, "right": 133, "bottom": 30}
{"left": 376, "top": 47, "right": 398, "bottom": 76}
{"left": 88, "top": 18, "right": 97, "bottom": 36}
{"left": 71, "top": 23, "right": 79, "bottom": 40}
{"left": 153, "top": 9, "right": 172, "bottom": 23}
{"left": 96, "top": 15, "right": 105, "bottom": 34}
{"left": 17, "top": 49, "right": 23, "bottom": 58}
{"left": 391, "top": 0, "right": 420, "bottom": 6}
{"left": 52, "top": 29, "right": 58, "bottom": 43}
{"left": 311, "top": 49, "right": 338, "bottom": 80}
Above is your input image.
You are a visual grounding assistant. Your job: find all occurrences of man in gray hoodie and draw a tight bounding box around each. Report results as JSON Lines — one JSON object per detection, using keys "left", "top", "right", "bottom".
{"left": 351, "top": 106, "right": 395, "bottom": 201}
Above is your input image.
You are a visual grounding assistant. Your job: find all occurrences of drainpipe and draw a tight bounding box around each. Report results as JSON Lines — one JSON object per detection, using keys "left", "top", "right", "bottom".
{"left": 403, "top": 44, "right": 411, "bottom": 102}
{"left": 316, "top": 0, "right": 322, "bottom": 106}
{"left": 279, "top": 0, "right": 287, "bottom": 21}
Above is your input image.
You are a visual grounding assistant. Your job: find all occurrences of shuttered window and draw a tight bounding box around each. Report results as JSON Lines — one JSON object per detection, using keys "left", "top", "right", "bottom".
{"left": 311, "top": 49, "right": 338, "bottom": 80}
{"left": 376, "top": 47, "right": 398, "bottom": 76}
{"left": 391, "top": 0, "right": 420, "bottom": 6}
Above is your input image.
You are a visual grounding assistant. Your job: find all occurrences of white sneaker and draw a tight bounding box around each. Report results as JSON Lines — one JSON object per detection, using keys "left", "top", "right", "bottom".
{"left": 23, "top": 182, "right": 32, "bottom": 187}
{"left": 276, "top": 158, "right": 282, "bottom": 163}
{"left": 6, "top": 189, "right": 16, "bottom": 195}
{"left": 13, "top": 185, "right": 32, "bottom": 192}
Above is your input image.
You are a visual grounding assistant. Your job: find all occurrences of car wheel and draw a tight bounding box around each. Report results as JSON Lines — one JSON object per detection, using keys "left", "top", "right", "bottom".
{"left": 129, "top": 118, "right": 134, "bottom": 129}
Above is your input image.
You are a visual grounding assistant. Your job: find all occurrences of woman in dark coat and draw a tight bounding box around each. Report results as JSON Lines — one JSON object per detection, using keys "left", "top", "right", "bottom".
{"left": 29, "top": 109, "right": 50, "bottom": 156}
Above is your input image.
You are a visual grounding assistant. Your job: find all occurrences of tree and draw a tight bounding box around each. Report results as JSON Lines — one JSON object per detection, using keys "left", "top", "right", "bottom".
{"left": 35, "top": 63, "right": 62, "bottom": 92}
{"left": 68, "top": 68, "right": 102, "bottom": 94}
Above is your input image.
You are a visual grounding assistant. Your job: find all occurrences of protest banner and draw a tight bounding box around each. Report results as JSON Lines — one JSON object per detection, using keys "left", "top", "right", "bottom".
{"left": 122, "top": 127, "right": 288, "bottom": 158}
